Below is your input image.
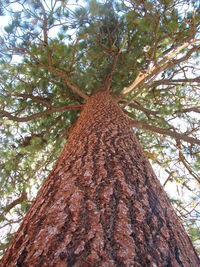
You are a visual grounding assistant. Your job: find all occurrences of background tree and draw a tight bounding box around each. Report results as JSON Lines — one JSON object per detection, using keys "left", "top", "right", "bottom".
{"left": 0, "top": 0, "right": 200, "bottom": 256}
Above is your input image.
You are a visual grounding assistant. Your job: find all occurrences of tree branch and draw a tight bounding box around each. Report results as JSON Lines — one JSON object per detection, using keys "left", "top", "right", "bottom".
{"left": 120, "top": 100, "right": 158, "bottom": 117}
{"left": 64, "top": 75, "right": 89, "bottom": 100}
{"left": 153, "top": 77, "right": 200, "bottom": 86}
{"left": 176, "top": 106, "right": 200, "bottom": 114}
{"left": 119, "top": 39, "right": 198, "bottom": 99}
{"left": 16, "top": 93, "right": 51, "bottom": 108}
{"left": 0, "top": 191, "right": 27, "bottom": 221}
{"left": 0, "top": 105, "right": 83, "bottom": 122}
{"left": 177, "top": 145, "right": 200, "bottom": 183}
{"left": 163, "top": 170, "right": 175, "bottom": 187}
{"left": 104, "top": 53, "right": 119, "bottom": 92}
{"left": 25, "top": 1, "right": 89, "bottom": 101}
{"left": 129, "top": 119, "right": 200, "bottom": 146}
{"left": 104, "top": 38, "right": 127, "bottom": 92}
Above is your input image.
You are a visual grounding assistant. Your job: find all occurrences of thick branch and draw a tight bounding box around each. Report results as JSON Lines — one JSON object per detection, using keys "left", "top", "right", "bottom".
{"left": 64, "top": 75, "right": 89, "bottom": 100}
{"left": 129, "top": 119, "right": 200, "bottom": 146}
{"left": 0, "top": 105, "right": 83, "bottom": 122}
{"left": 119, "top": 39, "right": 198, "bottom": 99}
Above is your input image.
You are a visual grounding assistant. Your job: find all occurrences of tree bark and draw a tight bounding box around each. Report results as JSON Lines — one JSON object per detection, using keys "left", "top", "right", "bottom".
{"left": 1, "top": 92, "right": 199, "bottom": 267}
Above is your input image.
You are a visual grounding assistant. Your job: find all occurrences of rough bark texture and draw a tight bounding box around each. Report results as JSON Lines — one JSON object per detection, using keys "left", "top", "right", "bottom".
{"left": 1, "top": 92, "right": 199, "bottom": 267}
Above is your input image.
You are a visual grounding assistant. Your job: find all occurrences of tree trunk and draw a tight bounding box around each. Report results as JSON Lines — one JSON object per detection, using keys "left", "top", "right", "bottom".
{"left": 1, "top": 92, "right": 199, "bottom": 267}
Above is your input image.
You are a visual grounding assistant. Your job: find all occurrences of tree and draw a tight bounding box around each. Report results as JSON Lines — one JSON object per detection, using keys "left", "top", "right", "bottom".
{"left": 0, "top": 0, "right": 200, "bottom": 262}
{"left": 0, "top": 91, "right": 199, "bottom": 266}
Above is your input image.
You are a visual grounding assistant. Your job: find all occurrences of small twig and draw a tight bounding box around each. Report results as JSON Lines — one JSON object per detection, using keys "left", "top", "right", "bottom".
{"left": 163, "top": 171, "right": 175, "bottom": 187}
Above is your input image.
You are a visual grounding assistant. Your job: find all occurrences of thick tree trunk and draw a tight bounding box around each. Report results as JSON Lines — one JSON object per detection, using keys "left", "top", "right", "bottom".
{"left": 1, "top": 92, "right": 199, "bottom": 267}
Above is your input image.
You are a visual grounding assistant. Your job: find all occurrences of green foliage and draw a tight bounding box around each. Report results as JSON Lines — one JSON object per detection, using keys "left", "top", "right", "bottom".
{"left": 0, "top": 0, "right": 200, "bottom": 256}
{"left": 188, "top": 226, "right": 200, "bottom": 243}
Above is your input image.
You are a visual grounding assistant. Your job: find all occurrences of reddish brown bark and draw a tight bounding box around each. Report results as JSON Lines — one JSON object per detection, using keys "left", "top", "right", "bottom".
{"left": 1, "top": 92, "right": 199, "bottom": 267}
